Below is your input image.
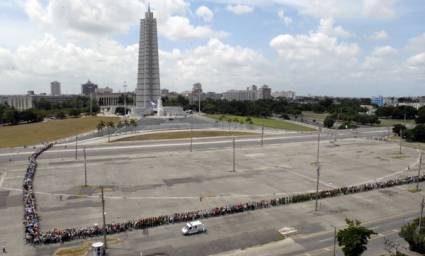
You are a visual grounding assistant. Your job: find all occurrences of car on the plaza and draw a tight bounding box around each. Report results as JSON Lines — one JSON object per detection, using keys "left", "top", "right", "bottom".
{"left": 181, "top": 221, "right": 207, "bottom": 235}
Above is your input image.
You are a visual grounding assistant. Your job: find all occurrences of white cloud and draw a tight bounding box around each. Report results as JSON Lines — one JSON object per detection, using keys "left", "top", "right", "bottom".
{"left": 226, "top": 4, "right": 253, "bottom": 15}
{"left": 270, "top": 18, "right": 358, "bottom": 63}
{"left": 196, "top": 5, "right": 214, "bottom": 22}
{"left": 159, "top": 16, "right": 228, "bottom": 40}
{"left": 20, "top": 0, "right": 226, "bottom": 41}
{"left": 362, "top": 45, "right": 398, "bottom": 69}
{"left": 0, "top": 48, "right": 16, "bottom": 72}
{"left": 318, "top": 18, "right": 353, "bottom": 38}
{"left": 210, "top": 0, "right": 399, "bottom": 18}
{"left": 406, "top": 33, "right": 425, "bottom": 53}
{"left": 362, "top": 0, "right": 397, "bottom": 18}
{"left": 407, "top": 52, "right": 425, "bottom": 70}
{"left": 277, "top": 10, "right": 293, "bottom": 26}
{"left": 160, "top": 39, "right": 274, "bottom": 91}
{"left": 369, "top": 30, "right": 389, "bottom": 40}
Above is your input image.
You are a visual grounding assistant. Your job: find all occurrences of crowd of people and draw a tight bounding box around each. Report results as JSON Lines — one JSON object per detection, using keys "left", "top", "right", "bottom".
{"left": 23, "top": 141, "right": 425, "bottom": 245}
{"left": 23, "top": 143, "right": 53, "bottom": 244}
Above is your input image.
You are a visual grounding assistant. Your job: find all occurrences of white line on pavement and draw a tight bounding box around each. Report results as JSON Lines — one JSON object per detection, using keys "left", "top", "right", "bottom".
{"left": 0, "top": 172, "right": 6, "bottom": 187}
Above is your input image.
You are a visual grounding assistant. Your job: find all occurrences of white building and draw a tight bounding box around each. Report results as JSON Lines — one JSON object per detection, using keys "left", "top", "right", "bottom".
{"left": 50, "top": 81, "right": 61, "bottom": 96}
{"left": 272, "top": 90, "right": 296, "bottom": 100}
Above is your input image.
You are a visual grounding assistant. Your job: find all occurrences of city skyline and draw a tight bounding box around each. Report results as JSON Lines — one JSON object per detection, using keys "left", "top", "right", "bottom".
{"left": 0, "top": 1, "right": 424, "bottom": 97}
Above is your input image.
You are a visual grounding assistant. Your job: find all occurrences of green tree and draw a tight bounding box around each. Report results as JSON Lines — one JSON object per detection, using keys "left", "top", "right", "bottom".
{"left": 2, "top": 108, "right": 19, "bottom": 125}
{"left": 69, "top": 108, "right": 81, "bottom": 118}
{"left": 96, "top": 120, "right": 105, "bottom": 135}
{"left": 399, "top": 217, "right": 425, "bottom": 253}
{"left": 55, "top": 111, "right": 66, "bottom": 119}
{"left": 392, "top": 124, "right": 407, "bottom": 137}
{"left": 129, "top": 119, "right": 137, "bottom": 133}
{"left": 405, "top": 125, "right": 425, "bottom": 143}
{"left": 337, "top": 219, "right": 376, "bottom": 256}
{"left": 416, "top": 106, "right": 425, "bottom": 124}
{"left": 324, "top": 116, "right": 336, "bottom": 128}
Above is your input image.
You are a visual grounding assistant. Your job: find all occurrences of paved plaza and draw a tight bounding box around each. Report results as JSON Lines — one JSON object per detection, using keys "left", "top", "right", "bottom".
{"left": 0, "top": 137, "right": 424, "bottom": 255}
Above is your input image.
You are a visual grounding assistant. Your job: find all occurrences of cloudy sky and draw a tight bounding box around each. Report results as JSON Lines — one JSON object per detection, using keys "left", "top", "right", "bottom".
{"left": 0, "top": 0, "right": 424, "bottom": 96}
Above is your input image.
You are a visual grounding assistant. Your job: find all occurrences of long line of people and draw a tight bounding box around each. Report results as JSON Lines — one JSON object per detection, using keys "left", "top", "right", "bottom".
{"left": 23, "top": 143, "right": 53, "bottom": 244}
{"left": 32, "top": 179, "right": 425, "bottom": 243}
{"left": 22, "top": 145, "right": 425, "bottom": 244}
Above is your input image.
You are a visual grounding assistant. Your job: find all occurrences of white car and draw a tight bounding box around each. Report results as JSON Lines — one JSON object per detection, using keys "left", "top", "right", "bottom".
{"left": 181, "top": 221, "right": 207, "bottom": 235}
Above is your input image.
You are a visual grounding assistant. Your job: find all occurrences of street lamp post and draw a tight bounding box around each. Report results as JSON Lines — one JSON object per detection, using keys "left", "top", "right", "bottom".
{"left": 124, "top": 81, "right": 127, "bottom": 118}
{"left": 101, "top": 186, "right": 107, "bottom": 249}
{"left": 417, "top": 152, "right": 423, "bottom": 191}
{"left": 261, "top": 126, "right": 264, "bottom": 147}
{"left": 75, "top": 135, "right": 78, "bottom": 160}
{"left": 419, "top": 197, "right": 424, "bottom": 234}
{"left": 233, "top": 137, "right": 236, "bottom": 172}
{"left": 83, "top": 146, "right": 87, "bottom": 187}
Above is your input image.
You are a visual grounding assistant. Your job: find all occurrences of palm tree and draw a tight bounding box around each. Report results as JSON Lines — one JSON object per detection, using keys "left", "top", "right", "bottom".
{"left": 123, "top": 119, "right": 129, "bottom": 133}
{"left": 106, "top": 121, "right": 115, "bottom": 142}
{"left": 96, "top": 120, "right": 106, "bottom": 136}
{"left": 130, "top": 119, "right": 137, "bottom": 133}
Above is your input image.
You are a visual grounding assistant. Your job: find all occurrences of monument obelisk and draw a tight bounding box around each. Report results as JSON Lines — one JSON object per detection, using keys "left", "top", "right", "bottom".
{"left": 135, "top": 4, "right": 160, "bottom": 115}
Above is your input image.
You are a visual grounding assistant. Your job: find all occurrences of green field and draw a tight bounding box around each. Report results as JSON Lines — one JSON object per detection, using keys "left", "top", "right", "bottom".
{"left": 0, "top": 116, "right": 119, "bottom": 148}
{"left": 206, "top": 114, "right": 316, "bottom": 131}
{"left": 114, "top": 130, "right": 257, "bottom": 142}
{"left": 378, "top": 119, "right": 415, "bottom": 127}
{"left": 301, "top": 111, "right": 328, "bottom": 122}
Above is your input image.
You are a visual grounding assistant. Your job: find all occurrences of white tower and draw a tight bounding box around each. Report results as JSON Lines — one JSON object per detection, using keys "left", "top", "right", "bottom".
{"left": 135, "top": 4, "right": 161, "bottom": 115}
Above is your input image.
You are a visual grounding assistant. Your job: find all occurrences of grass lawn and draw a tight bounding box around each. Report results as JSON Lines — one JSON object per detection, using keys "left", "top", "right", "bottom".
{"left": 114, "top": 130, "right": 257, "bottom": 142}
{"left": 378, "top": 119, "right": 415, "bottom": 127}
{"left": 0, "top": 116, "right": 119, "bottom": 148}
{"left": 301, "top": 111, "right": 328, "bottom": 122}
{"left": 206, "top": 114, "right": 316, "bottom": 131}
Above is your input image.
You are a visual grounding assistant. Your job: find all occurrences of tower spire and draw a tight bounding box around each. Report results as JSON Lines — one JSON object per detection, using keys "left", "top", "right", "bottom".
{"left": 148, "top": 1, "right": 150, "bottom": 13}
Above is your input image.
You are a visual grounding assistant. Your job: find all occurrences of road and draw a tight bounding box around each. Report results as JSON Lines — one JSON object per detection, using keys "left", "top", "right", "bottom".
{"left": 212, "top": 211, "right": 416, "bottom": 256}
{"left": 0, "top": 127, "right": 390, "bottom": 163}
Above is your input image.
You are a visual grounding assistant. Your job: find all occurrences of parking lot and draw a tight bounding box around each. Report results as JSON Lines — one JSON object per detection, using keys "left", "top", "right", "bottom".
{"left": 0, "top": 138, "right": 423, "bottom": 255}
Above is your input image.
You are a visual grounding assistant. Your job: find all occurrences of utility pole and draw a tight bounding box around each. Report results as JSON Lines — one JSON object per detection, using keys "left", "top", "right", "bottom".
{"left": 190, "top": 125, "right": 193, "bottom": 152}
{"left": 316, "top": 130, "right": 321, "bottom": 165}
{"left": 75, "top": 135, "right": 78, "bottom": 160}
{"left": 315, "top": 129, "right": 321, "bottom": 211}
{"left": 84, "top": 146, "right": 87, "bottom": 187}
{"left": 315, "top": 165, "right": 320, "bottom": 211}
{"left": 261, "top": 126, "right": 264, "bottom": 147}
{"left": 89, "top": 92, "right": 93, "bottom": 116}
{"left": 419, "top": 197, "right": 424, "bottom": 234}
{"left": 417, "top": 152, "right": 423, "bottom": 191}
{"left": 101, "top": 186, "right": 107, "bottom": 250}
{"left": 233, "top": 137, "right": 236, "bottom": 172}
{"left": 198, "top": 92, "right": 201, "bottom": 113}
{"left": 333, "top": 226, "right": 337, "bottom": 256}
{"left": 124, "top": 81, "right": 127, "bottom": 118}
{"left": 399, "top": 129, "right": 403, "bottom": 154}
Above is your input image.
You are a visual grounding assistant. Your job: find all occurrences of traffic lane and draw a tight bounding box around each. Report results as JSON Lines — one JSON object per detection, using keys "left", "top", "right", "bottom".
{"left": 279, "top": 211, "right": 416, "bottom": 256}
{"left": 0, "top": 130, "right": 389, "bottom": 163}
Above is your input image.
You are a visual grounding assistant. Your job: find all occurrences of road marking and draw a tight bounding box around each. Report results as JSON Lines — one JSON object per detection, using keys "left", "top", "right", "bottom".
{"left": 319, "top": 237, "right": 333, "bottom": 243}
{"left": 0, "top": 130, "right": 389, "bottom": 157}
{"left": 0, "top": 172, "right": 7, "bottom": 187}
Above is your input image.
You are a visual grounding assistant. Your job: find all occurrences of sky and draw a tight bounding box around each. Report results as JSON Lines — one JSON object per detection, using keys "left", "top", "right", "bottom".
{"left": 0, "top": 0, "right": 424, "bottom": 97}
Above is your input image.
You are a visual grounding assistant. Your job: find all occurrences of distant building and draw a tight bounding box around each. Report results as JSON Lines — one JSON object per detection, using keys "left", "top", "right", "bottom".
{"left": 257, "top": 85, "right": 272, "bottom": 100}
{"left": 192, "top": 83, "right": 203, "bottom": 94}
{"left": 205, "top": 92, "right": 222, "bottom": 100}
{"left": 222, "top": 85, "right": 272, "bottom": 101}
{"left": 6, "top": 94, "right": 78, "bottom": 111}
{"left": 161, "top": 89, "right": 169, "bottom": 97}
{"left": 371, "top": 96, "right": 384, "bottom": 107}
{"left": 27, "top": 91, "right": 35, "bottom": 95}
{"left": 81, "top": 80, "right": 98, "bottom": 95}
{"left": 51, "top": 81, "right": 61, "bottom": 96}
{"left": 272, "top": 90, "right": 296, "bottom": 100}
{"left": 95, "top": 87, "right": 113, "bottom": 94}
{"left": 383, "top": 97, "right": 398, "bottom": 106}
{"left": 398, "top": 102, "right": 425, "bottom": 110}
